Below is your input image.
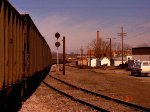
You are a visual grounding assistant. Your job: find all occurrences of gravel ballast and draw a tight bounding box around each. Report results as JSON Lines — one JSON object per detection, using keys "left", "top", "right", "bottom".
{"left": 19, "top": 65, "right": 150, "bottom": 111}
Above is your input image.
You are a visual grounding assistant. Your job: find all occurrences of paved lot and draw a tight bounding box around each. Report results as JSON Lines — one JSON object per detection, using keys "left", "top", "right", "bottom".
{"left": 19, "top": 65, "right": 150, "bottom": 111}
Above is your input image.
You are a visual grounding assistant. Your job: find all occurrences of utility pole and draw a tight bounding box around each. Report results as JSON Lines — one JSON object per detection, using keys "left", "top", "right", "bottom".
{"left": 118, "top": 27, "right": 127, "bottom": 65}
{"left": 80, "top": 46, "right": 83, "bottom": 66}
{"left": 90, "top": 48, "right": 91, "bottom": 67}
{"left": 63, "top": 36, "right": 65, "bottom": 75}
{"left": 106, "top": 38, "right": 115, "bottom": 66}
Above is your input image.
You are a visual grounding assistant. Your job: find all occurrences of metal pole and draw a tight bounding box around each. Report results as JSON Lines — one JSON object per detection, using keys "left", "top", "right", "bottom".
{"left": 80, "top": 47, "right": 82, "bottom": 66}
{"left": 90, "top": 48, "right": 91, "bottom": 67}
{"left": 121, "top": 27, "right": 124, "bottom": 65}
{"left": 82, "top": 49, "right": 83, "bottom": 66}
{"left": 57, "top": 45, "right": 59, "bottom": 72}
{"left": 81, "top": 47, "right": 83, "bottom": 66}
{"left": 106, "top": 38, "right": 115, "bottom": 66}
{"left": 63, "top": 36, "right": 65, "bottom": 75}
{"left": 110, "top": 38, "right": 112, "bottom": 65}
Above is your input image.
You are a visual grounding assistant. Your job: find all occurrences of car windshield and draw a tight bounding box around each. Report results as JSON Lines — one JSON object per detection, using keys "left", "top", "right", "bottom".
{"left": 142, "top": 62, "right": 149, "bottom": 66}
{"left": 134, "top": 62, "right": 141, "bottom": 68}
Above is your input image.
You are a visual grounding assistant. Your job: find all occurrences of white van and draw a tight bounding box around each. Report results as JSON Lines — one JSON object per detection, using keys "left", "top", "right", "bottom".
{"left": 131, "top": 61, "right": 150, "bottom": 76}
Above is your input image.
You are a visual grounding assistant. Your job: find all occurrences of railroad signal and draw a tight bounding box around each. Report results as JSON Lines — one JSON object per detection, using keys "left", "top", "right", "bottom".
{"left": 55, "top": 32, "right": 60, "bottom": 40}
{"left": 55, "top": 41, "right": 60, "bottom": 47}
{"left": 55, "top": 32, "right": 61, "bottom": 72}
{"left": 54, "top": 32, "right": 66, "bottom": 75}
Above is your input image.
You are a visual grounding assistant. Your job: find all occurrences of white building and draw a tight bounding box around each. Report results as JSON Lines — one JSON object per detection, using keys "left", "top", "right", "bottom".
{"left": 113, "top": 57, "right": 127, "bottom": 66}
{"left": 88, "top": 58, "right": 99, "bottom": 67}
{"left": 88, "top": 57, "right": 110, "bottom": 67}
{"left": 100, "top": 57, "right": 110, "bottom": 66}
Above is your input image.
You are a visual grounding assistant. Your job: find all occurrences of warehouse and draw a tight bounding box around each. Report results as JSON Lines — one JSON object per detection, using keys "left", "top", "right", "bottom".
{"left": 132, "top": 47, "right": 150, "bottom": 61}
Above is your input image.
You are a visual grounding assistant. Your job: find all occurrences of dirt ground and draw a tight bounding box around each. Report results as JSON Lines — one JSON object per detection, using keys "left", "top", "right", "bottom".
{"left": 51, "top": 65, "right": 150, "bottom": 108}
{"left": 19, "top": 65, "right": 150, "bottom": 111}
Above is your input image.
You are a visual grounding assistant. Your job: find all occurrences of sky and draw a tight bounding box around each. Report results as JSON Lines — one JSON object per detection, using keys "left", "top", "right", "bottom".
{"left": 9, "top": 0, "right": 150, "bottom": 53}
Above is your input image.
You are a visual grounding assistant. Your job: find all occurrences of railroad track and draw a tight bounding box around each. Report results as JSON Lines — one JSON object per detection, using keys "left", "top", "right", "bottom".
{"left": 42, "top": 75, "right": 150, "bottom": 112}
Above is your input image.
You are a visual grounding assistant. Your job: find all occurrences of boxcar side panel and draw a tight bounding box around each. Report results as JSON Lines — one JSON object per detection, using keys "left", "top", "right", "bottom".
{"left": 23, "top": 16, "right": 28, "bottom": 78}
{"left": 30, "top": 25, "right": 34, "bottom": 76}
{"left": 12, "top": 15, "right": 17, "bottom": 83}
{"left": 15, "top": 17, "right": 19, "bottom": 82}
{"left": 19, "top": 21, "right": 23, "bottom": 80}
{"left": 8, "top": 9, "right": 13, "bottom": 85}
{"left": 4, "top": 5, "right": 9, "bottom": 86}
{"left": 0, "top": 1, "right": 4, "bottom": 89}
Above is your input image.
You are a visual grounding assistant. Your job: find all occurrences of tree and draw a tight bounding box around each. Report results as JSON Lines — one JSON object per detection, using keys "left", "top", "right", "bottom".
{"left": 112, "top": 42, "right": 132, "bottom": 50}
{"left": 88, "top": 39, "right": 132, "bottom": 59}
{"left": 88, "top": 38, "right": 110, "bottom": 59}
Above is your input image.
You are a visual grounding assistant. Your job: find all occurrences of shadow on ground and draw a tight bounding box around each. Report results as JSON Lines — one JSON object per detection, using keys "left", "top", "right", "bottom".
{"left": 0, "top": 69, "right": 49, "bottom": 112}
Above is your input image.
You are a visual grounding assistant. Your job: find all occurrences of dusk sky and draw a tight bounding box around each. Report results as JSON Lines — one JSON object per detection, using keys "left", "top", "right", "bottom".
{"left": 10, "top": 0, "right": 150, "bottom": 53}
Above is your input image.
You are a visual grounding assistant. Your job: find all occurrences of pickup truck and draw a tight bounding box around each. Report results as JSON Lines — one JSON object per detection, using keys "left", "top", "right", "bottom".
{"left": 131, "top": 61, "right": 150, "bottom": 76}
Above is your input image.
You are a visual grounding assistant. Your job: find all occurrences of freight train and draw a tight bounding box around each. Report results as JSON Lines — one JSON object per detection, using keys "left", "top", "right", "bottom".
{"left": 0, "top": 0, "right": 52, "bottom": 111}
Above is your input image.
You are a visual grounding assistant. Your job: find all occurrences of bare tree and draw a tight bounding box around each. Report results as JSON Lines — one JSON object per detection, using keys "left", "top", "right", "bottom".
{"left": 88, "top": 38, "right": 110, "bottom": 59}
{"left": 112, "top": 42, "right": 132, "bottom": 50}
{"left": 124, "top": 43, "right": 132, "bottom": 50}
{"left": 88, "top": 39, "right": 132, "bottom": 59}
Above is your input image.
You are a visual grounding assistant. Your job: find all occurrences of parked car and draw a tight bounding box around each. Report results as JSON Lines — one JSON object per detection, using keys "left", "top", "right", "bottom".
{"left": 131, "top": 61, "right": 150, "bottom": 76}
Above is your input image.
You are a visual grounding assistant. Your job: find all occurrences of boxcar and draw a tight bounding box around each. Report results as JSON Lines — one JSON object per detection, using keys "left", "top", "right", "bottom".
{"left": 0, "top": 0, "right": 52, "bottom": 111}
{"left": 22, "top": 14, "right": 51, "bottom": 79}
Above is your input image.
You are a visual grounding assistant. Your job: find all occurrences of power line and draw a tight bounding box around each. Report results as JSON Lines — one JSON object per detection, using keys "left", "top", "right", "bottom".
{"left": 126, "top": 29, "right": 150, "bottom": 40}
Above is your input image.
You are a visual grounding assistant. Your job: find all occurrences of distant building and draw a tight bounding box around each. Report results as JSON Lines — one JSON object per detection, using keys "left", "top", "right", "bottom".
{"left": 87, "top": 49, "right": 95, "bottom": 58}
{"left": 113, "top": 57, "right": 127, "bottom": 66}
{"left": 88, "top": 58, "right": 99, "bottom": 67}
{"left": 100, "top": 57, "right": 110, "bottom": 66}
{"left": 112, "top": 49, "right": 132, "bottom": 57}
{"left": 132, "top": 47, "right": 150, "bottom": 61}
{"left": 87, "top": 49, "right": 132, "bottom": 59}
{"left": 127, "top": 56, "right": 132, "bottom": 61}
{"left": 87, "top": 57, "right": 110, "bottom": 67}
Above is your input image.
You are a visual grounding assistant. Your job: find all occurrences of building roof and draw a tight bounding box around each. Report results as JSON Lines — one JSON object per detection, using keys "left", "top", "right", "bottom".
{"left": 132, "top": 47, "right": 150, "bottom": 55}
{"left": 113, "top": 57, "right": 126, "bottom": 61}
{"left": 100, "top": 57, "right": 110, "bottom": 60}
